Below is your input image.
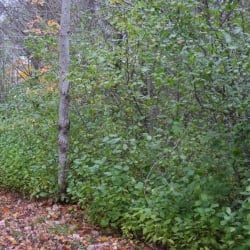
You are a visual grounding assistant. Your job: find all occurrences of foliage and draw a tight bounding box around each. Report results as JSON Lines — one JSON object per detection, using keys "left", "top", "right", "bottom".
{"left": 0, "top": 0, "right": 249, "bottom": 249}
{"left": 67, "top": 0, "right": 250, "bottom": 249}
{"left": 0, "top": 83, "right": 58, "bottom": 198}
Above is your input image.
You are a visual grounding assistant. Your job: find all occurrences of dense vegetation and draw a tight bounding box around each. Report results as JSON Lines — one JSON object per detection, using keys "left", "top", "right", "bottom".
{"left": 0, "top": 0, "right": 249, "bottom": 249}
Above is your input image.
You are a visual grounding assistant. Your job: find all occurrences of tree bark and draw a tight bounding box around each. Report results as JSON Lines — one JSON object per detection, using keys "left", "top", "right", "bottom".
{"left": 58, "top": 0, "right": 71, "bottom": 194}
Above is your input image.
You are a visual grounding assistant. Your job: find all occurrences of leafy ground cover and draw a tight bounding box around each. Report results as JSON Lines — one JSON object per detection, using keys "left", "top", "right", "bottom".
{"left": 0, "top": 191, "right": 146, "bottom": 250}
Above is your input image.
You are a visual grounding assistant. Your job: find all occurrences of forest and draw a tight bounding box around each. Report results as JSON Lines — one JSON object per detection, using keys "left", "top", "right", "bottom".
{"left": 0, "top": 0, "right": 249, "bottom": 249}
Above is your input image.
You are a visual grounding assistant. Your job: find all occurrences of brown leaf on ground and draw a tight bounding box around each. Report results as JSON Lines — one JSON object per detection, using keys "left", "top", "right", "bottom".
{"left": 0, "top": 191, "right": 143, "bottom": 250}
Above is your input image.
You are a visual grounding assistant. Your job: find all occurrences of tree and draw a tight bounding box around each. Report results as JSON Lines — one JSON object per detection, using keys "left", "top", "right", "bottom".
{"left": 58, "top": 0, "right": 71, "bottom": 195}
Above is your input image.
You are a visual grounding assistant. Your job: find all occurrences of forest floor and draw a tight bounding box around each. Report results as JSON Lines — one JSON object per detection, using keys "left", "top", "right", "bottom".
{"left": 0, "top": 191, "right": 147, "bottom": 250}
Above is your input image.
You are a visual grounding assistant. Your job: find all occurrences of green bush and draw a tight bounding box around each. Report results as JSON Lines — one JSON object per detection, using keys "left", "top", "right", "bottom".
{"left": 0, "top": 84, "right": 58, "bottom": 197}
{"left": 66, "top": 1, "right": 250, "bottom": 248}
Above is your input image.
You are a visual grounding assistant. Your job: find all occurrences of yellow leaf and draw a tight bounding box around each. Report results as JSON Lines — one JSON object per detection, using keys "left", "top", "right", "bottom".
{"left": 99, "top": 236, "right": 110, "bottom": 242}
{"left": 31, "top": 0, "right": 45, "bottom": 6}
{"left": 47, "top": 19, "right": 59, "bottom": 28}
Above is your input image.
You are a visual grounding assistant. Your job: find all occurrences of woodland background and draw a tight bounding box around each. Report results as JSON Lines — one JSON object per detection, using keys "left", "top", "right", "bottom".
{"left": 0, "top": 0, "right": 250, "bottom": 249}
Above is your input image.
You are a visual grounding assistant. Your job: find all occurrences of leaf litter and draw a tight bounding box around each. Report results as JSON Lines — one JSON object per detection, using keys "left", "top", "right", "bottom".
{"left": 0, "top": 191, "right": 146, "bottom": 250}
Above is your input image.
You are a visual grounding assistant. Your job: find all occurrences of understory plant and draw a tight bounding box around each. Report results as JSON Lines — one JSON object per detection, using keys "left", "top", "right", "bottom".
{"left": 0, "top": 0, "right": 249, "bottom": 249}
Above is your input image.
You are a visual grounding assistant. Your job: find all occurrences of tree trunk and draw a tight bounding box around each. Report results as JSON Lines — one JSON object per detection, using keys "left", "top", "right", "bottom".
{"left": 58, "top": 0, "right": 71, "bottom": 194}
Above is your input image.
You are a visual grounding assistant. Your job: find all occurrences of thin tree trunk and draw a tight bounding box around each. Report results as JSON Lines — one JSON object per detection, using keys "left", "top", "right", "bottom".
{"left": 58, "top": 0, "right": 71, "bottom": 194}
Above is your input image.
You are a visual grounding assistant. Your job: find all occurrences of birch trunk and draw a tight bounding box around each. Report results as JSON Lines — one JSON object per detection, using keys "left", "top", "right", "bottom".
{"left": 58, "top": 0, "right": 71, "bottom": 194}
